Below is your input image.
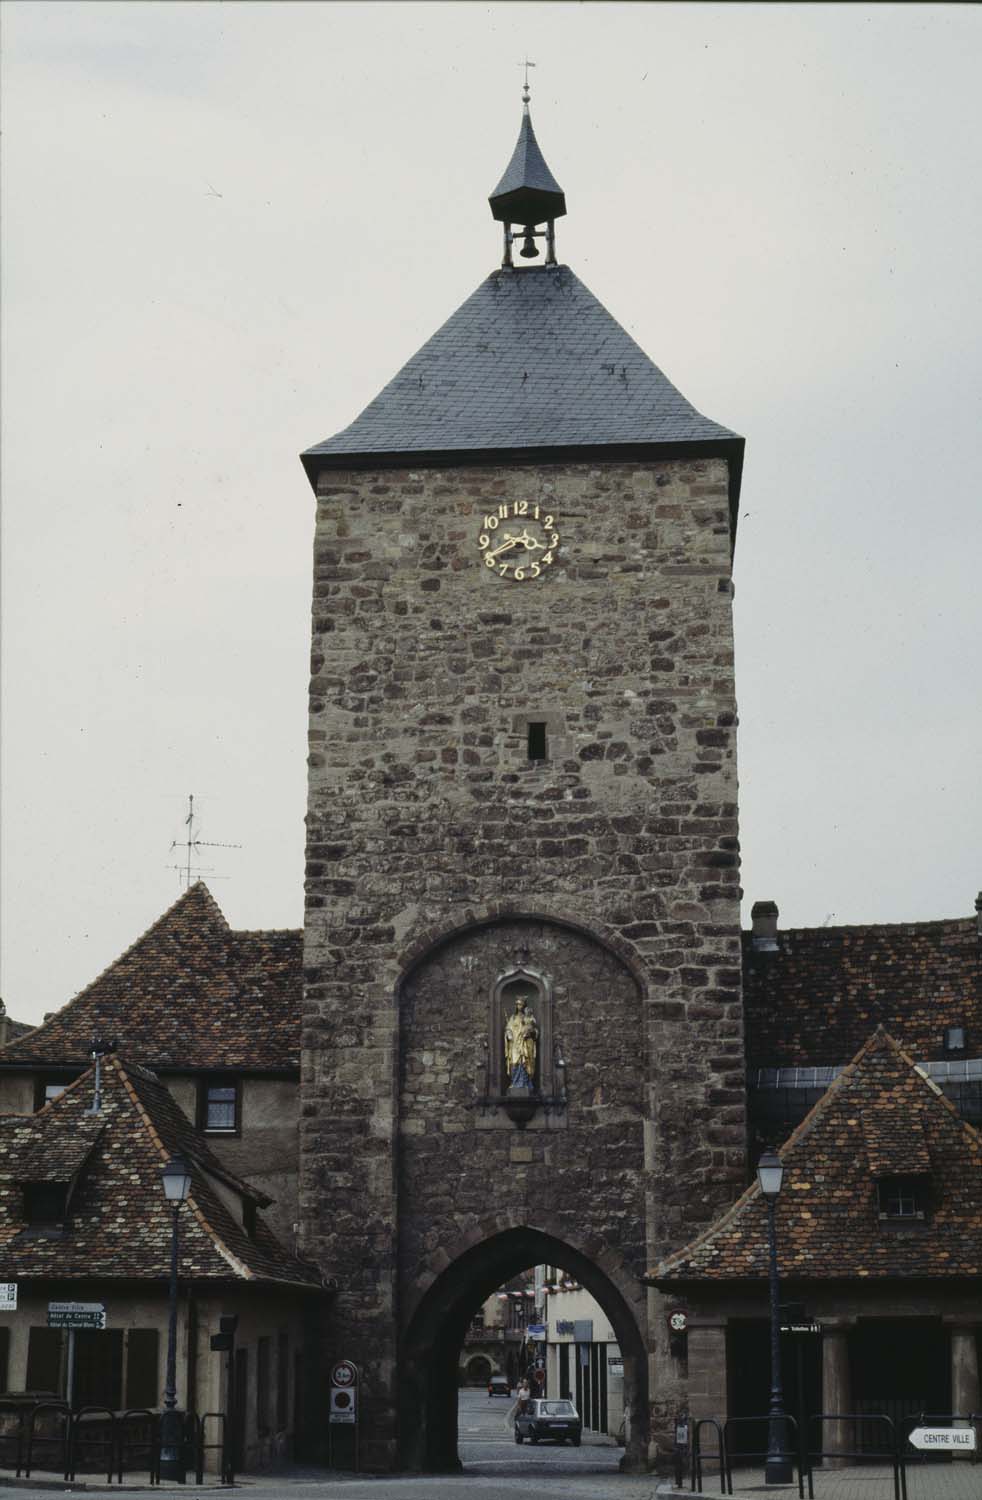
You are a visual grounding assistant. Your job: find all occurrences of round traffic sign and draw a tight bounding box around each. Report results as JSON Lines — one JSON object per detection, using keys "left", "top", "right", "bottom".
{"left": 331, "top": 1359, "right": 358, "bottom": 1388}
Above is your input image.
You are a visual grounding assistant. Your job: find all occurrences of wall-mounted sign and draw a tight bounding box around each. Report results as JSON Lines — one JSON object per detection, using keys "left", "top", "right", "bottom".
{"left": 48, "top": 1301, "right": 105, "bottom": 1330}
{"left": 0, "top": 1284, "right": 16, "bottom": 1311}
{"left": 608, "top": 1360, "right": 624, "bottom": 1378}
{"left": 667, "top": 1309, "right": 688, "bottom": 1335}
{"left": 527, "top": 1324, "right": 546, "bottom": 1341}
{"left": 555, "top": 1320, "right": 575, "bottom": 1336}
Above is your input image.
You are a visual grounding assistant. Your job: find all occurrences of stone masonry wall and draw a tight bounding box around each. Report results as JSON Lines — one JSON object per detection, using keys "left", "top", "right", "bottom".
{"left": 300, "top": 455, "right": 745, "bottom": 1463}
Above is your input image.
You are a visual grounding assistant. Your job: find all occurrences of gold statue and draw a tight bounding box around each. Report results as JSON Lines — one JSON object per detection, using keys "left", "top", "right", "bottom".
{"left": 504, "top": 994, "right": 538, "bottom": 1089}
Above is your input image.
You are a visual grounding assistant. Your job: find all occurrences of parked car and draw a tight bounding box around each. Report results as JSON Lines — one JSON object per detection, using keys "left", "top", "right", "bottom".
{"left": 514, "top": 1397, "right": 582, "bottom": 1445}
{"left": 488, "top": 1374, "right": 511, "bottom": 1397}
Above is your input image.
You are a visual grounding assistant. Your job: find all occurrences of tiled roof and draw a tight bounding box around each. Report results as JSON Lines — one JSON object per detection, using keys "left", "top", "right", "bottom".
{"left": 651, "top": 1029, "right": 982, "bottom": 1283}
{"left": 0, "top": 884, "right": 301, "bottom": 1071}
{"left": 743, "top": 914, "right": 980, "bottom": 1067}
{"left": 0, "top": 1055, "right": 328, "bottom": 1288}
{"left": 302, "top": 265, "right": 741, "bottom": 470}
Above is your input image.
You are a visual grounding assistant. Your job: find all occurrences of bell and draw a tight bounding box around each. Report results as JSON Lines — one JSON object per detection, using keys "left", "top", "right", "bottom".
{"left": 519, "top": 226, "right": 538, "bottom": 259}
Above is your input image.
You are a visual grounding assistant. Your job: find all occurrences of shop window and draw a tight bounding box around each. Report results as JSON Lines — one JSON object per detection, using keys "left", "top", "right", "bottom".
{"left": 199, "top": 1077, "right": 239, "bottom": 1134}
{"left": 878, "top": 1176, "right": 927, "bottom": 1220}
{"left": 256, "top": 1336, "right": 271, "bottom": 1434}
{"left": 26, "top": 1327, "right": 62, "bottom": 1394}
{"left": 125, "top": 1328, "right": 160, "bottom": 1410}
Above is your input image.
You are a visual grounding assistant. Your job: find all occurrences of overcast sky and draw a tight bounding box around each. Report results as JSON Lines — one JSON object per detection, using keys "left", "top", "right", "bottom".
{"left": 2, "top": 1, "right": 980, "bottom": 1026}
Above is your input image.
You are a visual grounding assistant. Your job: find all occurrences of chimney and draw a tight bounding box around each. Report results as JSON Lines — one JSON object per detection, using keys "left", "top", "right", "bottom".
{"left": 751, "top": 900, "right": 780, "bottom": 953}
{"left": 976, "top": 891, "right": 982, "bottom": 939}
{"left": 0, "top": 998, "right": 7, "bottom": 1047}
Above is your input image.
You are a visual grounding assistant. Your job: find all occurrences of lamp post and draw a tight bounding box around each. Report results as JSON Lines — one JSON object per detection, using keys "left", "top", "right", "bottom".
{"left": 757, "top": 1149, "right": 793, "bottom": 1485}
{"left": 159, "top": 1153, "right": 192, "bottom": 1483}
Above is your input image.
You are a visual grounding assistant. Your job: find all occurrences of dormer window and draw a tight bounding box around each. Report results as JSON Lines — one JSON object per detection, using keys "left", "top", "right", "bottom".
{"left": 878, "top": 1175, "right": 928, "bottom": 1221}
{"left": 24, "top": 1182, "right": 68, "bottom": 1226}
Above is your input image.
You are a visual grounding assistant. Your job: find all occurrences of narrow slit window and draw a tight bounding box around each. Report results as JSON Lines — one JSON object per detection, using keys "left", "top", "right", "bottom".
{"left": 527, "top": 722, "right": 547, "bottom": 761}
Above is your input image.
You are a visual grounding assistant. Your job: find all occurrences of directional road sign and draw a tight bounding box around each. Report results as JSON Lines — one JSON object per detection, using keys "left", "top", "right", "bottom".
{"left": 908, "top": 1427, "right": 977, "bottom": 1453}
{"left": 48, "top": 1301, "right": 106, "bottom": 1330}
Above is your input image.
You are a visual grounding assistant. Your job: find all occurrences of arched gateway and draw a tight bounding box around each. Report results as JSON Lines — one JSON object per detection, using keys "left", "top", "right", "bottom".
{"left": 401, "top": 1225, "right": 649, "bottom": 1471}
{"left": 298, "top": 90, "right": 747, "bottom": 1471}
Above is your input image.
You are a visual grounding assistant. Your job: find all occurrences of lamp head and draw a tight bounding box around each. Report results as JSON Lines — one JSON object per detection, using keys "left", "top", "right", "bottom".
{"left": 160, "top": 1153, "right": 193, "bottom": 1204}
{"left": 756, "top": 1149, "right": 784, "bottom": 1199}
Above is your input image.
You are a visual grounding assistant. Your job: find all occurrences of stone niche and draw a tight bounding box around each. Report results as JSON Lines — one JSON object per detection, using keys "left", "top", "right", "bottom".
{"left": 397, "top": 917, "right": 643, "bottom": 1136}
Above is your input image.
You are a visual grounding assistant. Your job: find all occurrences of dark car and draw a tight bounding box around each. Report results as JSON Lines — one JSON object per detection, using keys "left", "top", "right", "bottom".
{"left": 488, "top": 1374, "right": 511, "bottom": 1397}
{"left": 514, "top": 1397, "right": 582, "bottom": 1445}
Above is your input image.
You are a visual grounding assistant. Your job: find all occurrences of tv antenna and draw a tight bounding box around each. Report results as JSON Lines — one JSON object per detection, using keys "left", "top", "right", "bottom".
{"left": 168, "top": 793, "right": 241, "bottom": 889}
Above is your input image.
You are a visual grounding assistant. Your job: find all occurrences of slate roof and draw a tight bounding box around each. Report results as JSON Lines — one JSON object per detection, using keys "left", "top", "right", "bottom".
{"left": 0, "top": 1055, "right": 327, "bottom": 1288}
{"left": 301, "top": 265, "right": 742, "bottom": 486}
{"left": 743, "top": 913, "right": 980, "bottom": 1068}
{"left": 0, "top": 884, "right": 301, "bottom": 1072}
{"left": 489, "top": 103, "right": 566, "bottom": 224}
{"left": 650, "top": 1029, "right": 982, "bottom": 1284}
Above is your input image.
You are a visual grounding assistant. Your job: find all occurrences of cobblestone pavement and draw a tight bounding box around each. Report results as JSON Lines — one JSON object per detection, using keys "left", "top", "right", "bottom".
{"left": 670, "top": 1461, "right": 982, "bottom": 1500}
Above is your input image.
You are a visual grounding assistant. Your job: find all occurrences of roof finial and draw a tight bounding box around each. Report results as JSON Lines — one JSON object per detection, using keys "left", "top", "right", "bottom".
{"left": 521, "top": 58, "right": 535, "bottom": 108}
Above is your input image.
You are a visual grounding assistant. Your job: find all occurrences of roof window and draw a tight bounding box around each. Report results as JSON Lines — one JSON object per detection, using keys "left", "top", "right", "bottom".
{"left": 24, "top": 1182, "right": 68, "bottom": 1227}
{"left": 877, "top": 1175, "right": 928, "bottom": 1221}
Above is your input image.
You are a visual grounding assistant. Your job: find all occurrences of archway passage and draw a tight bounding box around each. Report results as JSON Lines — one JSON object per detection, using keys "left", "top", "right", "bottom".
{"left": 400, "top": 1227, "right": 648, "bottom": 1473}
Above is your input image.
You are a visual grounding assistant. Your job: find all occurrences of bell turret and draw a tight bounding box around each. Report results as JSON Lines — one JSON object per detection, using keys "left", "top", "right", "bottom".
{"left": 488, "top": 81, "right": 566, "bottom": 267}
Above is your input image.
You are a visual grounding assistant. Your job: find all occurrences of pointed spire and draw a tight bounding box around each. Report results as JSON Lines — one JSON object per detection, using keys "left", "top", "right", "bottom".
{"left": 489, "top": 83, "right": 567, "bottom": 231}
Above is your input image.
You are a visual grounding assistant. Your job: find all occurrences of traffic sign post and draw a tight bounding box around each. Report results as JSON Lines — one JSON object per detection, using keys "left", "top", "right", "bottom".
{"left": 0, "top": 1284, "right": 17, "bottom": 1311}
{"left": 48, "top": 1303, "right": 106, "bottom": 1409}
{"left": 328, "top": 1359, "right": 359, "bottom": 1473}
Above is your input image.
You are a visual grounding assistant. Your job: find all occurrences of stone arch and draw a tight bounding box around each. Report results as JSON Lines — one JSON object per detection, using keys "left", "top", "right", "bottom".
{"left": 396, "top": 902, "right": 649, "bottom": 997}
{"left": 463, "top": 1354, "right": 493, "bottom": 1387}
{"left": 399, "top": 1224, "right": 649, "bottom": 1472}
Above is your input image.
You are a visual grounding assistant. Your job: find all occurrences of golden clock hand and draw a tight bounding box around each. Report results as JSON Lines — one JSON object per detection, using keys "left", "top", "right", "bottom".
{"left": 519, "top": 531, "right": 545, "bottom": 551}
{"left": 488, "top": 534, "right": 520, "bottom": 559}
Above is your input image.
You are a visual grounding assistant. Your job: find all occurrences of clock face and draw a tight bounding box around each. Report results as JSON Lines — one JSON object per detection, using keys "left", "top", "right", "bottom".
{"left": 478, "top": 501, "right": 560, "bottom": 582}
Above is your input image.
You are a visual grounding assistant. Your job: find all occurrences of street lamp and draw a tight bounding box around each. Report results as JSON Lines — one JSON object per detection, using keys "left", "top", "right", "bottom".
{"left": 160, "top": 1154, "right": 192, "bottom": 1482}
{"left": 757, "top": 1149, "right": 793, "bottom": 1485}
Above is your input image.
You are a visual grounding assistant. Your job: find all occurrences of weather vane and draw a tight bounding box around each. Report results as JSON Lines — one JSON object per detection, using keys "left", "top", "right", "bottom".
{"left": 520, "top": 57, "right": 536, "bottom": 104}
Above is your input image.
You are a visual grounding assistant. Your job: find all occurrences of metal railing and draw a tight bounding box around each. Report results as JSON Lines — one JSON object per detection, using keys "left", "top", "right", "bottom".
{"left": 0, "top": 1400, "right": 228, "bottom": 1485}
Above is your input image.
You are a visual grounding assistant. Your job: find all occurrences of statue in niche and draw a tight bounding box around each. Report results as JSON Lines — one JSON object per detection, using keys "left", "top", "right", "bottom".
{"left": 503, "top": 993, "right": 539, "bottom": 1091}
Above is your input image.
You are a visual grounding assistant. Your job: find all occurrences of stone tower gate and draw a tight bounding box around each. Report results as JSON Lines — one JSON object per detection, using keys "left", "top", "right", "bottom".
{"left": 298, "top": 100, "right": 747, "bottom": 1471}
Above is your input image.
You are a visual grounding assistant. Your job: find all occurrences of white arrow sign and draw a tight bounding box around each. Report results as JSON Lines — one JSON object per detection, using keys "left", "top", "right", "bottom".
{"left": 908, "top": 1427, "right": 976, "bottom": 1452}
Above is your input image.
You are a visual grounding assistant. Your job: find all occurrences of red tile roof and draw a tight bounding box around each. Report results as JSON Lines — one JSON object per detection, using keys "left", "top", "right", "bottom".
{"left": 0, "top": 1055, "right": 328, "bottom": 1289}
{"left": 743, "top": 915, "right": 979, "bottom": 1066}
{"left": 0, "top": 885, "right": 301, "bottom": 1071}
{"left": 650, "top": 1029, "right": 982, "bottom": 1284}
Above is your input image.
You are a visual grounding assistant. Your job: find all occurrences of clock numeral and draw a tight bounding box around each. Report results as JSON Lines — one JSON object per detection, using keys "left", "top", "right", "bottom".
{"left": 499, "top": 561, "right": 512, "bottom": 576}
{"left": 484, "top": 514, "right": 499, "bottom": 531}
{"left": 514, "top": 500, "right": 528, "bottom": 517}
{"left": 550, "top": 533, "right": 559, "bottom": 547}
{"left": 543, "top": 514, "right": 554, "bottom": 528}
{"left": 533, "top": 504, "right": 540, "bottom": 520}
{"left": 542, "top": 551, "right": 554, "bottom": 566}
{"left": 497, "top": 504, "right": 509, "bottom": 519}
{"left": 530, "top": 562, "right": 540, "bottom": 578}
{"left": 514, "top": 568, "right": 525, "bottom": 581}
{"left": 478, "top": 533, "right": 490, "bottom": 550}
{"left": 484, "top": 555, "right": 496, "bottom": 569}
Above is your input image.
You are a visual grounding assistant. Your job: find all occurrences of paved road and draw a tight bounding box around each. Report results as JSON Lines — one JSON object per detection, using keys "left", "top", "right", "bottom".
{"left": 0, "top": 1392, "right": 977, "bottom": 1499}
